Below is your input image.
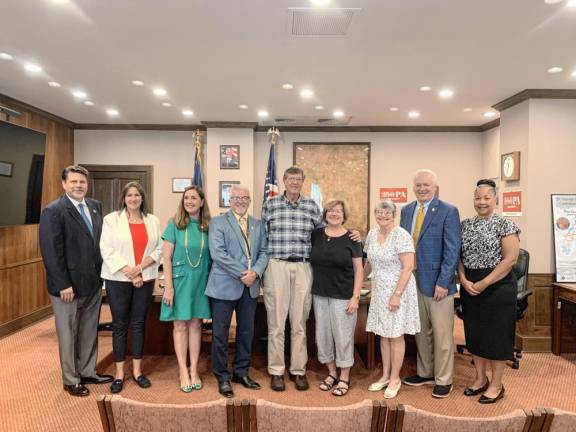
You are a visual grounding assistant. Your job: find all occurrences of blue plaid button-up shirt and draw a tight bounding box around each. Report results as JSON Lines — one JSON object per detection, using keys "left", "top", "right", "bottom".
{"left": 261, "top": 193, "right": 323, "bottom": 259}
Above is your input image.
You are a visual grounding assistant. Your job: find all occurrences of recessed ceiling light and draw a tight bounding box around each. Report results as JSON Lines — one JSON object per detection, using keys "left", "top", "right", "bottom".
{"left": 568, "top": 0, "right": 576, "bottom": 7}
{"left": 24, "top": 63, "right": 42, "bottom": 73}
{"left": 71, "top": 90, "right": 87, "bottom": 99}
{"left": 547, "top": 66, "right": 563, "bottom": 74}
{"left": 0, "top": 52, "right": 13, "bottom": 60}
{"left": 51, "top": 0, "right": 71, "bottom": 4}
{"left": 314, "top": 105, "right": 324, "bottom": 110}
{"left": 438, "top": 88, "right": 455, "bottom": 99}
{"left": 389, "top": 107, "right": 399, "bottom": 112}
{"left": 282, "top": 83, "right": 294, "bottom": 90}
{"left": 131, "top": 80, "right": 144, "bottom": 86}
{"left": 483, "top": 111, "right": 497, "bottom": 118}
{"left": 83, "top": 101, "right": 94, "bottom": 106}
{"left": 182, "top": 109, "right": 194, "bottom": 117}
{"left": 258, "top": 110, "right": 269, "bottom": 118}
{"left": 463, "top": 107, "right": 473, "bottom": 112}
{"left": 571, "top": 70, "right": 576, "bottom": 78}
{"left": 162, "top": 102, "right": 172, "bottom": 107}
{"left": 333, "top": 110, "right": 344, "bottom": 118}
{"left": 311, "top": 0, "right": 331, "bottom": 5}
{"left": 48, "top": 81, "right": 61, "bottom": 88}
{"left": 106, "top": 108, "right": 119, "bottom": 117}
{"left": 300, "top": 89, "right": 314, "bottom": 98}
{"left": 238, "top": 104, "right": 249, "bottom": 109}
{"left": 419, "top": 86, "right": 432, "bottom": 92}
{"left": 544, "top": 0, "right": 563, "bottom": 4}
{"left": 408, "top": 111, "right": 421, "bottom": 119}
{"left": 153, "top": 88, "right": 167, "bottom": 97}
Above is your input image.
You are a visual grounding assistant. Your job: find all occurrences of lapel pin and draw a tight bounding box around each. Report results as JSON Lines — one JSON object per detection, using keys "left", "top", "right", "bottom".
{"left": 432, "top": 208, "right": 436, "bottom": 212}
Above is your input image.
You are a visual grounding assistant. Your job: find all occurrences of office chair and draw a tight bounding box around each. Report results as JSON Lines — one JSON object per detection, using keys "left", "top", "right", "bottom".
{"left": 455, "top": 248, "right": 531, "bottom": 369}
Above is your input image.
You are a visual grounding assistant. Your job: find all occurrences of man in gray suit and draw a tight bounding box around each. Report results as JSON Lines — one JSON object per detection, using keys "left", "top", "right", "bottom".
{"left": 206, "top": 185, "right": 269, "bottom": 398}
{"left": 39, "top": 165, "right": 113, "bottom": 397}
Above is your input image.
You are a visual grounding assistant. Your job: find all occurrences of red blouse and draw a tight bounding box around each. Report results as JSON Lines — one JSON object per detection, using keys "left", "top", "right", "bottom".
{"left": 129, "top": 223, "right": 148, "bottom": 265}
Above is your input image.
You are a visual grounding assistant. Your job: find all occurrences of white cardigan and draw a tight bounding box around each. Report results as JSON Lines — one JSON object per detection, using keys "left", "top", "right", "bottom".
{"left": 100, "top": 210, "right": 163, "bottom": 282}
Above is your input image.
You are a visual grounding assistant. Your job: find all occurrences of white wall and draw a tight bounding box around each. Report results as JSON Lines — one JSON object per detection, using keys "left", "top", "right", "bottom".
{"left": 74, "top": 130, "right": 196, "bottom": 227}
{"left": 254, "top": 131, "right": 484, "bottom": 226}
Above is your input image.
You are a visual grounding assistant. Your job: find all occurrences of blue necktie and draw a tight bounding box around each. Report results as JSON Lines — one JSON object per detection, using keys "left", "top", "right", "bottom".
{"left": 77, "top": 203, "right": 93, "bottom": 236}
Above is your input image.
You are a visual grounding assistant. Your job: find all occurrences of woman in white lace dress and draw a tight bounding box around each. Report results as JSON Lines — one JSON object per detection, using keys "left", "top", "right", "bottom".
{"left": 364, "top": 200, "right": 420, "bottom": 398}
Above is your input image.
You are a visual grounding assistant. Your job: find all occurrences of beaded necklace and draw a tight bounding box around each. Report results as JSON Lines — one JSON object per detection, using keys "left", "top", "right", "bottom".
{"left": 184, "top": 222, "right": 205, "bottom": 268}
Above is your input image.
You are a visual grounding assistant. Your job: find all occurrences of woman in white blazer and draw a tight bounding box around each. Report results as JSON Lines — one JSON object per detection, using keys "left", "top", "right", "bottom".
{"left": 100, "top": 181, "right": 162, "bottom": 393}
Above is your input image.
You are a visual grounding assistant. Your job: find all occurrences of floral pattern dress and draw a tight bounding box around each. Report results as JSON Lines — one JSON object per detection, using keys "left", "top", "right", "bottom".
{"left": 365, "top": 227, "right": 420, "bottom": 338}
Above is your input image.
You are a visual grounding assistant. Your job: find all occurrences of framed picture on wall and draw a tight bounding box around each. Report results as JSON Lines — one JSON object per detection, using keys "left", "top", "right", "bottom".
{"left": 172, "top": 177, "right": 193, "bottom": 193}
{"left": 220, "top": 145, "right": 240, "bottom": 169}
{"left": 551, "top": 194, "right": 576, "bottom": 282}
{"left": 219, "top": 181, "right": 240, "bottom": 208}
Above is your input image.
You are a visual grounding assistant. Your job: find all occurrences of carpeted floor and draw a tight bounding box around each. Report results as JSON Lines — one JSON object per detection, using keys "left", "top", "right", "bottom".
{"left": 1, "top": 307, "right": 575, "bottom": 432}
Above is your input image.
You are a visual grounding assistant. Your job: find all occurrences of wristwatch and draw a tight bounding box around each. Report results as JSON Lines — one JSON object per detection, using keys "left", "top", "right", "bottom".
{"left": 353, "top": 294, "right": 360, "bottom": 300}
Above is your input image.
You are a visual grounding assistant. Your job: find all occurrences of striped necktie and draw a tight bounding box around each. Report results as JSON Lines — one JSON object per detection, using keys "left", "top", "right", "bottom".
{"left": 412, "top": 204, "right": 425, "bottom": 244}
{"left": 77, "top": 203, "right": 93, "bottom": 236}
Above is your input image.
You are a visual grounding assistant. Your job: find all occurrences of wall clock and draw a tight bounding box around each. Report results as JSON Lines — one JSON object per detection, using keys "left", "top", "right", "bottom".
{"left": 501, "top": 151, "right": 520, "bottom": 181}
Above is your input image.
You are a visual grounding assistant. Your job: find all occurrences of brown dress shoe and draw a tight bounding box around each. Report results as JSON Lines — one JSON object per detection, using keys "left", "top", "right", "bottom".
{"left": 289, "top": 374, "right": 309, "bottom": 391}
{"left": 270, "top": 375, "right": 285, "bottom": 391}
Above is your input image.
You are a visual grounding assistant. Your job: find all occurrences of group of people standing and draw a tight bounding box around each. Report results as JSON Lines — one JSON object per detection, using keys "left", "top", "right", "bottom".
{"left": 39, "top": 164, "right": 520, "bottom": 406}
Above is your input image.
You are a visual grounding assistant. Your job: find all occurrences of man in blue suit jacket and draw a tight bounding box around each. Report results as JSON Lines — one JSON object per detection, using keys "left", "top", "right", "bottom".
{"left": 206, "top": 185, "right": 268, "bottom": 398}
{"left": 400, "top": 169, "right": 461, "bottom": 398}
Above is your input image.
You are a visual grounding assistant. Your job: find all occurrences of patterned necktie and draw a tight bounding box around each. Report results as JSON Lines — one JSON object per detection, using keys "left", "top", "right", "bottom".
{"left": 238, "top": 216, "right": 248, "bottom": 239}
{"left": 412, "top": 204, "right": 425, "bottom": 244}
{"left": 78, "top": 203, "right": 93, "bottom": 236}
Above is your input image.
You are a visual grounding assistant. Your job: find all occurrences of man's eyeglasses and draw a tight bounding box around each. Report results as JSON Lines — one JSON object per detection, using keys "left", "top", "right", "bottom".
{"left": 230, "top": 196, "right": 251, "bottom": 203}
{"left": 286, "top": 177, "right": 304, "bottom": 183}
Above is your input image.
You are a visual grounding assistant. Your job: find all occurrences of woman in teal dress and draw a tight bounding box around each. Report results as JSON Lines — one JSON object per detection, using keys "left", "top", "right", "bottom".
{"left": 160, "top": 185, "right": 211, "bottom": 392}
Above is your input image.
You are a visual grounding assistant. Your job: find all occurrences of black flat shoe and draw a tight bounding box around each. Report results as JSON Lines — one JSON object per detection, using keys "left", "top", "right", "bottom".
{"left": 479, "top": 386, "right": 505, "bottom": 404}
{"left": 464, "top": 380, "right": 489, "bottom": 396}
{"left": 63, "top": 383, "right": 90, "bottom": 397}
{"left": 133, "top": 375, "right": 151, "bottom": 389}
{"left": 80, "top": 374, "right": 114, "bottom": 385}
{"left": 110, "top": 379, "right": 124, "bottom": 394}
{"left": 270, "top": 375, "right": 285, "bottom": 392}
{"left": 232, "top": 375, "right": 261, "bottom": 390}
{"left": 218, "top": 380, "right": 234, "bottom": 398}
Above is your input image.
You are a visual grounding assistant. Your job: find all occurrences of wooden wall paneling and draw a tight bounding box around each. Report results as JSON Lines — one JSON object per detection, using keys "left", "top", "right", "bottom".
{"left": 516, "top": 273, "right": 554, "bottom": 352}
{"left": 0, "top": 95, "right": 73, "bottom": 337}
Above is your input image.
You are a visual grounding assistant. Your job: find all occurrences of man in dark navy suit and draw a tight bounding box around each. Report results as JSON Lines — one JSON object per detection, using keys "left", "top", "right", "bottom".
{"left": 400, "top": 169, "right": 461, "bottom": 399}
{"left": 39, "top": 165, "right": 112, "bottom": 396}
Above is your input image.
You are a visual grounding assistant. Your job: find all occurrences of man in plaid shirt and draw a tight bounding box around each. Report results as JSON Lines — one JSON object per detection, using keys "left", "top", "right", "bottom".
{"left": 261, "top": 166, "right": 323, "bottom": 391}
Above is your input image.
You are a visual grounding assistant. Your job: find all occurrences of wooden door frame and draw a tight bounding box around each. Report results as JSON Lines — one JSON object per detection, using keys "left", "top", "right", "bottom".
{"left": 80, "top": 164, "right": 154, "bottom": 211}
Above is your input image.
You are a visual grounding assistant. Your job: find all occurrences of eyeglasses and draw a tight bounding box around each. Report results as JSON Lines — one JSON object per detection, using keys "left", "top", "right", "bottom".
{"left": 286, "top": 177, "right": 304, "bottom": 183}
{"left": 230, "top": 196, "right": 251, "bottom": 203}
{"left": 375, "top": 210, "right": 393, "bottom": 216}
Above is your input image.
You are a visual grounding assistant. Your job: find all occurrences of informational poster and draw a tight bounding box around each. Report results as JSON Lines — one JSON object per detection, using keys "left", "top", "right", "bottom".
{"left": 502, "top": 191, "right": 522, "bottom": 216}
{"left": 379, "top": 187, "right": 408, "bottom": 203}
{"left": 552, "top": 194, "right": 576, "bottom": 282}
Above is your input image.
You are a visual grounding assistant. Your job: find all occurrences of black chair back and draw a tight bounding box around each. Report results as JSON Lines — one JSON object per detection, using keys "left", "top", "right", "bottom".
{"left": 513, "top": 248, "right": 530, "bottom": 319}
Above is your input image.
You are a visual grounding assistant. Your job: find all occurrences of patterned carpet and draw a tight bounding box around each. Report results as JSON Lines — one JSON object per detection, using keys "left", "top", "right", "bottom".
{"left": 1, "top": 307, "right": 575, "bottom": 432}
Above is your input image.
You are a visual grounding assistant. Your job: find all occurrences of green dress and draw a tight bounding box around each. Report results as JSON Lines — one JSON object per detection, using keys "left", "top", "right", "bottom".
{"left": 160, "top": 219, "right": 211, "bottom": 321}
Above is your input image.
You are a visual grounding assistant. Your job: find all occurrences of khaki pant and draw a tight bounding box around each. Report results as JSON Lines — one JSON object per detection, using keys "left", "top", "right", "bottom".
{"left": 414, "top": 290, "right": 455, "bottom": 385}
{"left": 263, "top": 259, "right": 312, "bottom": 376}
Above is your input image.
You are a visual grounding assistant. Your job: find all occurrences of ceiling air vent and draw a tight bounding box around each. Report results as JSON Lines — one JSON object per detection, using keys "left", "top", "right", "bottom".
{"left": 260, "top": 115, "right": 351, "bottom": 127}
{"left": 288, "top": 8, "right": 360, "bottom": 37}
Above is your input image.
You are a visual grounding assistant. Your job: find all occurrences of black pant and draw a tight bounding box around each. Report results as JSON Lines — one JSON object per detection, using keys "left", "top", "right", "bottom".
{"left": 210, "top": 287, "right": 257, "bottom": 383}
{"left": 105, "top": 279, "right": 154, "bottom": 362}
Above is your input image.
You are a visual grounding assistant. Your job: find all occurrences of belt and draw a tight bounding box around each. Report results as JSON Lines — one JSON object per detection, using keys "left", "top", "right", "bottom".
{"left": 278, "top": 257, "right": 309, "bottom": 263}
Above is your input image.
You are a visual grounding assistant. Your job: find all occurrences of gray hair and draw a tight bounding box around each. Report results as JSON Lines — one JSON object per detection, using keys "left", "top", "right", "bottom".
{"left": 413, "top": 169, "right": 438, "bottom": 184}
{"left": 475, "top": 179, "right": 497, "bottom": 197}
{"left": 375, "top": 199, "right": 397, "bottom": 216}
{"left": 230, "top": 184, "right": 251, "bottom": 196}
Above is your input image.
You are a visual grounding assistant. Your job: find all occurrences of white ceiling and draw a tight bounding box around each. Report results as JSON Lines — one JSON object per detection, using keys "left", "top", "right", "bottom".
{"left": 1, "top": 0, "right": 575, "bottom": 126}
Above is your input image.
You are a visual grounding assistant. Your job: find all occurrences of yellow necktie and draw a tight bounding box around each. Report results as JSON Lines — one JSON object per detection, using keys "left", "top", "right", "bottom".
{"left": 412, "top": 204, "right": 425, "bottom": 244}
{"left": 239, "top": 216, "right": 248, "bottom": 238}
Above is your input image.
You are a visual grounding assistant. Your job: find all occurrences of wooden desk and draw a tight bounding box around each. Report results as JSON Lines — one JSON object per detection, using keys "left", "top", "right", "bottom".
{"left": 552, "top": 283, "right": 576, "bottom": 355}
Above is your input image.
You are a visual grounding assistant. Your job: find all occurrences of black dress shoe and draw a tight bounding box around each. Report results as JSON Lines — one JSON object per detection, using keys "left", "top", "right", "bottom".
{"left": 479, "top": 386, "right": 505, "bottom": 404}
{"left": 80, "top": 374, "right": 114, "bottom": 384}
{"left": 289, "top": 374, "right": 309, "bottom": 391}
{"left": 270, "top": 375, "right": 285, "bottom": 391}
{"left": 464, "top": 380, "right": 489, "bottom": 396}
{"left": 63, "top": 383, "right": 90, "bottom": 397}
{"left": 110, "top": 379, "right": 124, "bottom": 394}
{"left": 232, "top": 375, "right": 261, "bottom": 390}
{"left": 218, "top": 380, "right": 234, "bottom": 398}
{"left": 133, "top": 375, "right": 151, "bottom": 389}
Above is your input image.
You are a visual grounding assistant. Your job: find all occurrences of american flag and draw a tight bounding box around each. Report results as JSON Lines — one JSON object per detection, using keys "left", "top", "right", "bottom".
{"left": 193, "top": 130, "right": 203, "bottom": 188}
{"left": 263, "top": 127, "right": 279, "bottom": 202}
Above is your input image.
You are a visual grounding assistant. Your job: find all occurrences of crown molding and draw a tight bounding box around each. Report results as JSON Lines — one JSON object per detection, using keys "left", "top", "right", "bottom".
{"left": 201, "top": 121, "right": 259, "bottom": 129}
{"left": 74, "top": 123, "right": 205, "bottom": 131}
{"left": 479, "top": 118, "right": 500, "bottom": 132}
{"left": 254, "top": 125, "right": 483, "bottom": 132}
{"left": 0, "top": 93, "right": 75, "bottom": 128}
{"left": 492, "top": 89, "right": 576, "bottom": 112}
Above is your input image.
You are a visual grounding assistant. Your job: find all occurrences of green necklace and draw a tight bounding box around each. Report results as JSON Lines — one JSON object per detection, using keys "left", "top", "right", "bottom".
{"left": 184, "top": 224, "right": 205, "bottom": 268}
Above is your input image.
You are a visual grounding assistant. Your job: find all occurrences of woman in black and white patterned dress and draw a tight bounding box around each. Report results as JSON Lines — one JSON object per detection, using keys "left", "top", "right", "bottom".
{"left": 457, "top": 179, "right": 520, "bottom": 404}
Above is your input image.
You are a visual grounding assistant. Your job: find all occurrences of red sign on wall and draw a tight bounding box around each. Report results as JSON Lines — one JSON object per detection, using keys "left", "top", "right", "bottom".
{"left": 380, "top": 188, "right": 408, "bottom": 203}
{"left": 502, "top": 191, "right": 522, "bottom": 216}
